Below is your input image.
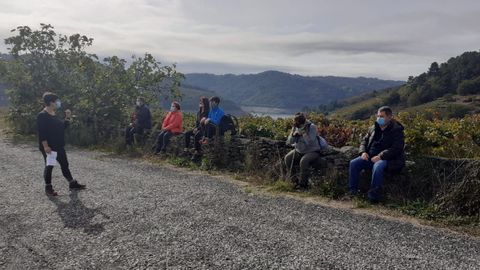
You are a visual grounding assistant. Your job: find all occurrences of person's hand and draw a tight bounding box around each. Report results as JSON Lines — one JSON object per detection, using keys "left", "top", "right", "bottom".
{"left": 193, "top": 128, "right": 198, "bottom": 133}
{"left": 65, "top": 109, "right": 72, "bottom": 118}
{"left": 205, "top": 118, "right": 210, "bottom": 124}
{"left": 200, "top": 117, "right": 207, "bottom": 125}
{"left": 44, "top": 146, "right": 52, "bottom": 154}
{"left": 361, "top": 152, "right": 369, "bottom": 160}
{"left": 129, "top": 122, "right": 133, "bottom": 127}
{"left": 371, "top": 155, "right": 381, "bottom": 163}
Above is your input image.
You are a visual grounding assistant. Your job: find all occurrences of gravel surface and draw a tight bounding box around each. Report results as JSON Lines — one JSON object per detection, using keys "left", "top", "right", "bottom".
{"left": 1, "top": 138, "right": 480, "bottom": 270}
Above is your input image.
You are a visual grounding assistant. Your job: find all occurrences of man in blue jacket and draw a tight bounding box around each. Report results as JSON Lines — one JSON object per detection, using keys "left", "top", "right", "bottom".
{"left": 202, "top": 96, "right": 225, "bottom": 142}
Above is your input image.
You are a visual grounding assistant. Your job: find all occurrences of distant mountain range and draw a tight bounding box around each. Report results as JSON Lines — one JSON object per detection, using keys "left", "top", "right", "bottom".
{"left": 183, "top": 71, "right": 405, "bottom": 112}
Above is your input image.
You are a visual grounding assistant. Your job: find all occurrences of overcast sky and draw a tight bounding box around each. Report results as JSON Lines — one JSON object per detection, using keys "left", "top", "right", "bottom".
{"left": 1, "top": 0, "right": 479, "bottom": 80}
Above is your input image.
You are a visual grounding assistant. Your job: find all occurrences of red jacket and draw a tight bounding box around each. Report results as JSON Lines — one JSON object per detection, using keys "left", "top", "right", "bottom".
{"left": 161, "top": 111, "right": 183, "bottom": 134}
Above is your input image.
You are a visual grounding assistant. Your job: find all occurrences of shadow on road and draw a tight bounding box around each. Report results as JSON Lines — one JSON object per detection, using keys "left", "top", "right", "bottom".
{"left": 48, "top": 190, "right": 110, "bottom": 235}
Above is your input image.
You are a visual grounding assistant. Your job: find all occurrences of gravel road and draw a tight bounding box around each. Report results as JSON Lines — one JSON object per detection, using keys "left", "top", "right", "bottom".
{"left": 1, "top": 138, "right": 479, "bottom": 270}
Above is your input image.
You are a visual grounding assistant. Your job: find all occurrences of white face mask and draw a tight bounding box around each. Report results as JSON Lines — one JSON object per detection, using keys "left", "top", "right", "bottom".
{"left": 170, "top": 105, "right": 176, "bottom": 111}
{"left": 136, "top": 101, "right": 142, "bottom": 106}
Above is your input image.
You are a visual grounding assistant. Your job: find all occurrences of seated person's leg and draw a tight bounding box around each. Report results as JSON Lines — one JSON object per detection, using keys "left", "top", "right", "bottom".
{"left": 206, "top": 123, "right": 217, "bottom": 138}
{"left": 284, "top": 150, "right": 301, "bottom": 179}
{"left": 160, "top": 131, "right": 174, "bottom": 152}
{"left": 184, "top": 130, "right": 193, "bottom": 148}
{"left": 193, "top": 131, "right": 203, "bottom": 151}
{"left": 368, "top": 160, "right": 388, "bottom": 201}
{"left": 299, "top": 152, "right": 320, "bottom": 187}
{"left": 348, "top": 157, "right": 373, "bottom": 193}
{"left": 154, "top": 131, "right": 166, "bottom": 153}
{"left": 125, "top": 126, "right": 134, "bottom": 145}
{"left": 134, "top": 127, "right": 145, "bottom": 144}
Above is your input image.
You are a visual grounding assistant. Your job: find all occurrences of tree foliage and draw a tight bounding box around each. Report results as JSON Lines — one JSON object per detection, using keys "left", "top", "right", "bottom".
{"left": 457, "top": 76, "right": 480, "bottom": 95}
{"left": 0, "top": 24, "right": 183, "bottom": 144}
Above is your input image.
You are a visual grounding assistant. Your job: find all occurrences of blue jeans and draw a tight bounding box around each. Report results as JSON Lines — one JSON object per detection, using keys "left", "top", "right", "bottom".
{"left": 348, "top": 156, "right": 388, "bottom": 201}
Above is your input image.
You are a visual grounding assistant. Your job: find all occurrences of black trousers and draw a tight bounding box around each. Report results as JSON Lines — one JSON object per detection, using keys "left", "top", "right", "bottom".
{"left": 125, "top": 126, "right": 145, "bottom": 145}
{"left": 185, "top": 129, "right": 203, "bottom": 151}
{"left": 40, "top": 148, "right": 74, "bottom": 185}
{"left": 204, "top": 123, "right": 218, "bottom": 138}
{"left": 155, "top": 130, "right": 174, "bottom": 153}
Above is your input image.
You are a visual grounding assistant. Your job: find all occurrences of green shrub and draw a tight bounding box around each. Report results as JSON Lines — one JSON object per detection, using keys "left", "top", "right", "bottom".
{"left": 457, "top": 76, "right": 480, "bottom": 95}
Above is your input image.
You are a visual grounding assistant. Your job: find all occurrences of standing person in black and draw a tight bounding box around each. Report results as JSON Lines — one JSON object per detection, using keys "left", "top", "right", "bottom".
{"left": 184, "top": 97, "right": 210, "bottom": 153}
{"left": 125, "top": 96, "right": 152, "bottom": 145}
{"left": 37, "top": 92, "right": 86, "bottom": 196}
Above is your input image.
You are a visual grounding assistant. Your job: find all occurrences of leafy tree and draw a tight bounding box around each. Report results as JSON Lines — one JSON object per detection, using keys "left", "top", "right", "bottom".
{"left": 457, "top": 76, "right": 480, "bottom": 95}
{"left": 383, "top": 91, "right": 401, "bottom": 105}
{"left": 0, "top": 24, "right": 183, "bottom": 144}
{"left": 428, "top": 62, "right": 440, "bottom": 76}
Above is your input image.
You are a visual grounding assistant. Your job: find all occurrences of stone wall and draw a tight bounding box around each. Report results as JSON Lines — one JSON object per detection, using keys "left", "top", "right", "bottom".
{"left": 160, "top": 134, "right": 478, "bottom": 204}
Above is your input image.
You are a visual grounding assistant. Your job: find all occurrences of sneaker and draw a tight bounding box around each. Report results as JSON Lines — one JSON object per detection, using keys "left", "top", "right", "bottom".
{"left": 69, "top": 180, "right": 86, "bottom": 190}
{"left": 45, "top": 185, "right": 58, "bottom": 196}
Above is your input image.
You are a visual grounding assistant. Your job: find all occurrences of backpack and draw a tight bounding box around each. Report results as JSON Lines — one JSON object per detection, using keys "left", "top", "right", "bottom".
{"left": 306, "top": 123, "right": 329, "bottom": 150}
{"left": 220, "top": 114, "right": 239, "bottom": 136}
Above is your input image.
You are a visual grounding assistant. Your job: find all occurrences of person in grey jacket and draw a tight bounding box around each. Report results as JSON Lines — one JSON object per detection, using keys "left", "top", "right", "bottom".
{"left": 284, "top": 112, "right": 321, "bottom": 189}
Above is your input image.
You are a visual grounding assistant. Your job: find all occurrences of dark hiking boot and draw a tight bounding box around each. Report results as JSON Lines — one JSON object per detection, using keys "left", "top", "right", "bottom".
{"left": 69, "top": 180, "right": 86, "bottom": 190}
{"left": 45, "top": 185, "right": 58, "bottom": 196}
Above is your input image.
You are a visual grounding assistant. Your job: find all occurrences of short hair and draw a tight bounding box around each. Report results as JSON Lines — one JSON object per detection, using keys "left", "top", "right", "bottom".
{"left": 378, "top": 106, "right": 393, "bottom": 116}
{"left": 210, "top": 96, "right": 220, "bottom": 104}
{"left": 172, "top": 101, "right": 181, "bottom": 110}
{"left": 294, "top": 112, "right": 306, "bottom": 125}
{"left": 137, "top": 96, "right": 145, "bottom": 102}
{"left": 42, "top": 92, "right": 58, "bottom": 106}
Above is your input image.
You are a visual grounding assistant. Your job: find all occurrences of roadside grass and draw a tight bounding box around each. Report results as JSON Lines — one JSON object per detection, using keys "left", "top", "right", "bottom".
{"left": 268, "top": 180, "right": 296, "bottom": 192}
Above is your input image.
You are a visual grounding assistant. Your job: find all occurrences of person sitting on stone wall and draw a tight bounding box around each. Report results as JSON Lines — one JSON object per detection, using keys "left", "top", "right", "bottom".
{"left": 347, "top": 106, "right": 406, "bottom": 203}
{"left": 200, "top": 96, "right": 225, "bottom": 144}
{"left": 284, "top": 112, "right": 323, "bottom": 190}
{"left": 184, "top": 96, "right": 210, "bottom": 154}
{"left": 125, "top": 96, "right": 152, "bottom": 146}
{"left": 153, "top": 101, "right": 183, "bottom": 155}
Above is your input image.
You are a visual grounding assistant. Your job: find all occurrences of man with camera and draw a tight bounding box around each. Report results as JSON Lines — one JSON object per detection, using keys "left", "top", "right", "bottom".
{"left": 284, "top": 112, "right": 322, "bottom": 189}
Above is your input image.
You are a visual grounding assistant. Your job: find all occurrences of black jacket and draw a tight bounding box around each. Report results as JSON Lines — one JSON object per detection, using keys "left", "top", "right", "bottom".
{"left": 195, "top": 110, "right": 209, "bottom": 128}
{"left": 134, "top": 105, "right": 152, "bottom": 129}
{"left": 359, "top": 120, "right": 406, "bottom": 172}
{"left": 37, "top": 110, "right": 69, "bottom": 151}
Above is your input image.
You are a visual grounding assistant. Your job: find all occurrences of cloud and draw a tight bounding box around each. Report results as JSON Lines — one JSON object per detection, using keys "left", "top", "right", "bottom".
{"left": 1, "top": 0, "right": 480, "bottom": 80}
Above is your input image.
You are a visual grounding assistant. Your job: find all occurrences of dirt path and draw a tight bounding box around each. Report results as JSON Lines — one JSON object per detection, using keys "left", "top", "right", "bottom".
{"left": 1, "top": 138, "right": 479, "bottom": 269}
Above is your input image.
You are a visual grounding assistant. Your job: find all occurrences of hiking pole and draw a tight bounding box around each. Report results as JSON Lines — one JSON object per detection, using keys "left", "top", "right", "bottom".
{"left": 287, "top": 134, "right": 299, "bottom": 181}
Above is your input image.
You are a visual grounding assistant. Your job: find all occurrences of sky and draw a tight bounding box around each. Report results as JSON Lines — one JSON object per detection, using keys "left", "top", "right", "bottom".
{"left": 1, "top": 0, "right": 479, "bottom": 80}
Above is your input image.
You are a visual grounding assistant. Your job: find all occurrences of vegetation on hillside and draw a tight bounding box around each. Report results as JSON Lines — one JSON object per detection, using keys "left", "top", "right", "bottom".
{"left": 330, "top": 51, "right": 480, "bottom": 119}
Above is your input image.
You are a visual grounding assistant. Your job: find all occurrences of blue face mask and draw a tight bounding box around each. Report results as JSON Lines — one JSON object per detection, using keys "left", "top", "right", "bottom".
{"left": 376, "top": 117, "right": 385, "bottom": 126}
{"left": 55, "top": 100, "right": 62, "bottom": 109}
